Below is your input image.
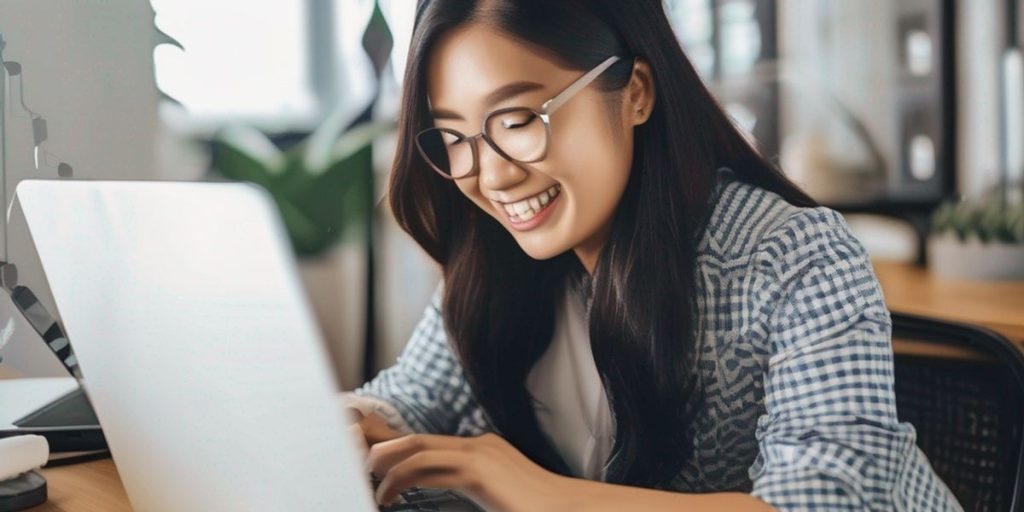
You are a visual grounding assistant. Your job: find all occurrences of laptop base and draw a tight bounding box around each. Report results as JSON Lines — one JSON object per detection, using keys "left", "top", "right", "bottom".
{"left": 2, "top": 387, "right": 106, "bottom": 452}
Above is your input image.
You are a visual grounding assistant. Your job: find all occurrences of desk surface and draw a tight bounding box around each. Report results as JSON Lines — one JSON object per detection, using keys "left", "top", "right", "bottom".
{"left": 33, "top": 459, "right": 130, "bottom": 512}
{"left": 873, "top": 260, "right": 1024, "bottom": 348}
{"left": 6, "top": 261, "right": 1022, "bottom": 511}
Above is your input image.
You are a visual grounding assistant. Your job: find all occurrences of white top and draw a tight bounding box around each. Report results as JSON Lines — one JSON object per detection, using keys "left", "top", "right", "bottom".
{"left": 524, "top": 282, "right": 614, "bottom": 480}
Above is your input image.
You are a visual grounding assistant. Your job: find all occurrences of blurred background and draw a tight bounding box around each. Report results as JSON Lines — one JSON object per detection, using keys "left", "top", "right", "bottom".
{"left": 0, "top": 0, "right": 1022, "bottom": 391}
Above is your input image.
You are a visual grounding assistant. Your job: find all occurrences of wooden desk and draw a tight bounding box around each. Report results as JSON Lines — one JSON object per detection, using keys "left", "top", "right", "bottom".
{"left": 873, "top": 260, "right": 1024, "bottom": 349}
{"left": 0, "top": 368, "right": 131, "bottom": 511}
{"left": 33, "top": 459, "right": 130, "bottom": 512}
{"left": 4, "top": 261, "right": 1020, "bottom": 510}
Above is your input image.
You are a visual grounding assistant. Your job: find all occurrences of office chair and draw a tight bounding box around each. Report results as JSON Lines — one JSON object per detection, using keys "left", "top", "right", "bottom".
{"left": 892, "top": 312, "right": 1024, "bottom": 512}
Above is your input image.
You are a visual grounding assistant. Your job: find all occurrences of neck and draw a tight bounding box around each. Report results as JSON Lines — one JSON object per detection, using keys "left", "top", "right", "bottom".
{"left": 573, "top": 224, "right": 611, "bottom": 276}
{"left": 575, "top": 248, "right": 598, "bottom": 275}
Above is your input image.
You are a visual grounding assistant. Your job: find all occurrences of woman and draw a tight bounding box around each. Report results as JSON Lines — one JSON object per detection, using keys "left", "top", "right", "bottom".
{"left": 345, "top": 0, "right": 963, "bottom": 510}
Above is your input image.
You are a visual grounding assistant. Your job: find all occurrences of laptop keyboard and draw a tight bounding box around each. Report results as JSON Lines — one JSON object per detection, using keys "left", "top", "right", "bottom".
{"left": 372, "top": 474, "right": 480, "bottom": 511}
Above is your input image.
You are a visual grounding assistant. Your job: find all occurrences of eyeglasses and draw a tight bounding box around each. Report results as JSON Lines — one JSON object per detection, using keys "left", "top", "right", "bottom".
{"left": 415, "top": 55, "right": 624, "bottom": 180}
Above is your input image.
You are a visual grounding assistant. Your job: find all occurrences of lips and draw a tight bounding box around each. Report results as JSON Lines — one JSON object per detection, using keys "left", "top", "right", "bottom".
{"left": 500, "top": 184, "right": 561, "bottom": 223}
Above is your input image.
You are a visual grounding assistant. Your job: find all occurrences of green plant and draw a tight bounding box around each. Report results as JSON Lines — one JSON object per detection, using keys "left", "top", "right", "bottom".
{"left": 209, "top": 119, "right": 394, "bottom": 257}
{"left": 931, "top": 186, "right": 1024, "bottom": 244}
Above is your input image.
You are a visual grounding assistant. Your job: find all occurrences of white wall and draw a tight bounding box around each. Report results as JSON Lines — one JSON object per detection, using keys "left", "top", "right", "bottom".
{"left": 0, "top": 0, "right": 439, "bottom": 389}
{"left": 0, "top": 0, "right": 204, "bottom": 376}
{"left": 957, "top": 0, "right": 1006, "bottom": 197}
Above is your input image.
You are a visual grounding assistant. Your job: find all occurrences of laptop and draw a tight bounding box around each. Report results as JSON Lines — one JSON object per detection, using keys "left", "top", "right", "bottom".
{"left": 15, "top": 179, "right": 483, "bottom": 512}
{"left": 0, "top": 284, "right": 106, "bottom": 453}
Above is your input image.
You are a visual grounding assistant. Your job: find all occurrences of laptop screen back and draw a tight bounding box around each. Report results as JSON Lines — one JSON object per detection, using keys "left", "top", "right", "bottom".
{"left": 16, "top": 180, "right": 376, "bottom": 512}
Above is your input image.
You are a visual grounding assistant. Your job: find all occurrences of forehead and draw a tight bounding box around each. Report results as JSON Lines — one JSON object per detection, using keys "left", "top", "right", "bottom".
{"left": 425, "top": 23, "right": 571, "bottom": 106}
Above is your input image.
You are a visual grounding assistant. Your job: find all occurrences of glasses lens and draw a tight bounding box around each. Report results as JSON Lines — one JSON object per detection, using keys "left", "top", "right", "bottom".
{"left": 485, "top": 108, "right": 547, "bottom": 162}
{"left": 416, "top": 128, "right": 474, "bottom": 178}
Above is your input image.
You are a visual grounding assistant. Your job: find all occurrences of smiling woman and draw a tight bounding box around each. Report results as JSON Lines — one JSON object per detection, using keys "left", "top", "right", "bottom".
{"left": 343, "top": 1, "right": 964, "bottom": 511}
{"left": 416, "top": 41, "right": 635, "bottom": 265}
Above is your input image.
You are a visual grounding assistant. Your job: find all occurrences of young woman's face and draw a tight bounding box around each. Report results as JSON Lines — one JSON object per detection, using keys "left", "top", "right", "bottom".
{"left": 425, "top": 23, "right": 653, "bottom": 272}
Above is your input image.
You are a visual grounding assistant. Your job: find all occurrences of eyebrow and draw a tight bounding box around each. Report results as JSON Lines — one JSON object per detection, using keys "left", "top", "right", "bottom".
{"left": 430, "top": 81, "right": 546, "bottom": 120}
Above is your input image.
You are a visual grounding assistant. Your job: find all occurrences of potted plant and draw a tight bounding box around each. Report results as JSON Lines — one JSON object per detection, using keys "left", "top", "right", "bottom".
{"left": 209, "top": 120, "right": 392, "bottom": 256}
{"left": 208, "top": 118, "right": 394, "bottom": 389}
{"left": 927, "top": 184, "right": 1024, "bottom": 280}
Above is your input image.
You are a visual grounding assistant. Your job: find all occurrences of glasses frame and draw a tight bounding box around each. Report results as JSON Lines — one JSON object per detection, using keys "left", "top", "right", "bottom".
{"left": 415, "top": 55, "right": 624, "bottom": 180}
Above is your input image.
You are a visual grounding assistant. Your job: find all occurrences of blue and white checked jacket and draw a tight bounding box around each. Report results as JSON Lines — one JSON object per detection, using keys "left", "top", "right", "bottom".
{"left": 348, "top": 173, "right": 963, "bottom": 511}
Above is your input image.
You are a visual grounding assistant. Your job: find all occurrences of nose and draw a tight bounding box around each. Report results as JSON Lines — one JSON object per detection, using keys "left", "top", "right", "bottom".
{"left": 476, "top": 137, "right": 529, "bottom": 191}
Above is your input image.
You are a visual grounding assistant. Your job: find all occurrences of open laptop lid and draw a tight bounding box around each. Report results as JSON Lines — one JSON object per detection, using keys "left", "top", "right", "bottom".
{"left": 15, "top": 179, "right": 377, "bottom": 512}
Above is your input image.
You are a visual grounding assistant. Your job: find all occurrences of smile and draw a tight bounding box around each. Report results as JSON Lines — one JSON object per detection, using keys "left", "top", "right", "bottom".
{"left": 501, "top": 184, "right": 561, "bottom": 223}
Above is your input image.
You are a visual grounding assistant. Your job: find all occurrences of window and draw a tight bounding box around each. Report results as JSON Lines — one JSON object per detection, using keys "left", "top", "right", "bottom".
{"left": 151, "top": 0, "right": 317, "bottom": 132}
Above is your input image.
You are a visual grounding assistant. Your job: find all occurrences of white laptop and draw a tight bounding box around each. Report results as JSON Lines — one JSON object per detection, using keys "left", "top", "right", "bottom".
{"left": 14, "top": 179, "right": 481, "bottom": 512}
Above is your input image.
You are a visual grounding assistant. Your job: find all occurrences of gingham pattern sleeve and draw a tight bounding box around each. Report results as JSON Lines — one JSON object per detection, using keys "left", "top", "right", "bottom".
{"left": 747, "top": 207, "right": 962, "bottom": 511}
{"left": 344, "top": 283, "right": 491, "bottom": 436}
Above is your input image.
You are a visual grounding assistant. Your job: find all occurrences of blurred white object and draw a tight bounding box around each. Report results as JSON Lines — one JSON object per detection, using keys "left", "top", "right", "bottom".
{"left": 1003, "top": 48, "right": 1024, "bottom": 182}
{"left": 928, "top": 235, "right": 1024, "bottom": 280}
{"left": 0, "top": 317, "right": 12, "bottom": 353}
{"left": 15, "top": 179, "right": 379, "bottom": 511}
{"left": 906, "top": 29, "right": 934, "bottom": 77}
{"left": 844, "top": 214, "right": 919, "bottom": 263}
{"left": 0, "top": 434, "right": 48, "bottom": 482}
{"left": 0, "top": 0, "right": 207, "bottom": 378}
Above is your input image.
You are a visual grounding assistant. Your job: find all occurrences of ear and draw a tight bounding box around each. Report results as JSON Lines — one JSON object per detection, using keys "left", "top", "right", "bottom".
{"left": 625, "top": 58, "right": 655, "bottom": 126}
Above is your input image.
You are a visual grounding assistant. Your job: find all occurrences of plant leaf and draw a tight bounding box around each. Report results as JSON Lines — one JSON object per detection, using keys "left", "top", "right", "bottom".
{"left": 210, "top": 125, "right": 285, "bottom": 187}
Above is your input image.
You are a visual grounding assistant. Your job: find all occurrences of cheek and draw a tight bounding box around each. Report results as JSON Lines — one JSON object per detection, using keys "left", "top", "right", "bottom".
{"left": 454, "top": 179, "right": 491, "bottom": 212}
{"left": 562, "top": 151, "right": 631, "bottom": 233}
{"left": 453, "top": 180, "right": 474, "bottom": 201}
{"left": 549, "top": 99, "right": 632, "bottom": 179}
{"left": 549, "top": 113, "right": 633, "bottom": 221}
{"left": 524, "top": 121, "right": 631, "bottom": 259}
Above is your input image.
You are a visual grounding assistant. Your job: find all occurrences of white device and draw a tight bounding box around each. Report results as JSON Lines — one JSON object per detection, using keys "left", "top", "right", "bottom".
{"left": 14, "top": 180, "right": 479, "bottom": 512}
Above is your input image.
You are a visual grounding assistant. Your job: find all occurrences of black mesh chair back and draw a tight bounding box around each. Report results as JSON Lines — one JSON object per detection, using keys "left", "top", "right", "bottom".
{"left": 892, "top": 312, "right": 1024, "bottom": 512}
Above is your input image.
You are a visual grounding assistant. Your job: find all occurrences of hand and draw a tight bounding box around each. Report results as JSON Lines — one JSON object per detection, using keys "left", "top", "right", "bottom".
{"left": 345, "top": 409, "right": 405, "bottom": 455}
{"left": 366, "top": 432, "right": 575, "bottom": 512}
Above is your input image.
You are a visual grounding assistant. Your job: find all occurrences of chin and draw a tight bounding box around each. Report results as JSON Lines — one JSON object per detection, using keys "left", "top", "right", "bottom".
{"left": 515, "top": 241, "right": 567, "bottom": 261}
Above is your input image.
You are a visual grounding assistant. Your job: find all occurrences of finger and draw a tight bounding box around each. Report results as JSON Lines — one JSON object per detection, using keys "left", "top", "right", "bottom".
{"left": 344, "top": 406, "right": 365, "bottom": 424}
{"left": 346, "top": 423, "right": 368, "bottom": 457}
{"left": 347, "top": 423, "right": 365, "bottom": 442}
{"left": 361, "top": 415, "right": 404, "bottom": 445}
{"left": 366, "top": 434, "right": 468, "bottom": 478}
{"left": 375, "top": 450, "right": 472, "bottom": 506}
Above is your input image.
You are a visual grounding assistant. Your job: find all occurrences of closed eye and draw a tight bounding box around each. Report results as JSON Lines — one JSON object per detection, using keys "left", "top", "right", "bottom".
{"left": 501, "top": 113, "right": 538, "bottom": 129}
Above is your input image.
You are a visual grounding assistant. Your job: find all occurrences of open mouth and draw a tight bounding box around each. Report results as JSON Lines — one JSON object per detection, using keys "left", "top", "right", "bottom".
{"left": 501, "top": 184, "right": 561, "bottom": 223}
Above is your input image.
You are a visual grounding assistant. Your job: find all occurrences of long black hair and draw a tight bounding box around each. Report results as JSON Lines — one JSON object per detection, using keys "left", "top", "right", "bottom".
{"left": 388, "top": 0, "right": 817, "bottom": 489}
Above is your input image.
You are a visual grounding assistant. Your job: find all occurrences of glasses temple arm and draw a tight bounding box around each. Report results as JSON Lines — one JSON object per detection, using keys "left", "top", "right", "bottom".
{"left": 541, "top": 55, "right": 622, "bottom": 114}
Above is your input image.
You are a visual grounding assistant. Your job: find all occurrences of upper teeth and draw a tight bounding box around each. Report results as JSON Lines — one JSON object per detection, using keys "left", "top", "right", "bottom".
{"left": 503, "top": 185, "right": 560, "bottom": 221}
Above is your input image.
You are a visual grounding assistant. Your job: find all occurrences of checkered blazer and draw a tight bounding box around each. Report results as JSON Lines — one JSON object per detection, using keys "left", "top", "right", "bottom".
{"left": 347, "top": 170, "right": 963, "bottom": 511}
